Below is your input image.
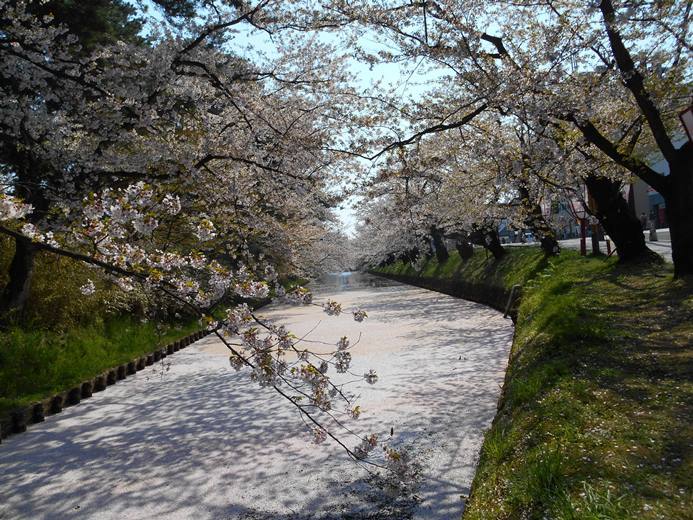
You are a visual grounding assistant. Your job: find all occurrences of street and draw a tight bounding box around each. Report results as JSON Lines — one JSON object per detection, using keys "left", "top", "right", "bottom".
{"left": 506, "top": 229, "right": 673, "bottom": 263}
{"left": 558, "top": 229, "right": 672, "bottom": 263}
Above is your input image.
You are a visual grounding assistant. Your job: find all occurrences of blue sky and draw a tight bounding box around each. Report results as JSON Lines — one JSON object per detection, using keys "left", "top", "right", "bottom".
{"left": 128, "top": 1, "right": 440, "bottom": 234}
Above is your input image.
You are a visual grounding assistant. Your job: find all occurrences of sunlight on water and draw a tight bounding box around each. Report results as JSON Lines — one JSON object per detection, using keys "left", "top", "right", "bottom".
{"left": 311, "top": 271, "right": 399, "bottom": 294}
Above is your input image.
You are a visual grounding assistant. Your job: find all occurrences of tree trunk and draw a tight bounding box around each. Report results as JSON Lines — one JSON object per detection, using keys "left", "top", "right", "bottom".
{"left": 424, "top": 237, "right": 435, "bottom": 259}
{"left": 1, "top": 236, "right": 37, "bottom": 318}
{"left": 485, "top": 230, "right": 506, "bottom": 260}
{"left": 584, "top": 174, "right": 656, "bottom": 263}
{"left": 456, "top": 239, "right": 474, "bottom": 260}
{"left": 469, "top": 225, "right": 505, "bottom": 259}
{"left": 517, "top": 184, "right": 560, "bottom": 256}
{"left": 430, "top": 227, "right": 449, "bottom": 263}
{"left": 399, "top": 247, "right": 420, "bottom": 264}
{"left": 665, "top": 143, "right": 693, "bottom": 277}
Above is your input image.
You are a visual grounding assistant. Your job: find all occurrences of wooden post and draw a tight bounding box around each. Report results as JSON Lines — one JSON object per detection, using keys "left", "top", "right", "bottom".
{"left": 11, "top": 409, "right": 27, "bottom": 434}
{"left": 504, "top": 285, "right": 522, "bottom": 319}
{"left": 67, "top": 387, "right": 81, "bottom": 405}
{"left": 32, "top": 403, "right": 45, "bottom": 423}
{"left": 94, "top": 374, "right": 107, "bottom": 391}
{"left": 50, "top": 395, "right": 63, "bottom": 414}
{"left": 81, "top": 381, "right": 93, "bottom": 398}
{"left": 591, "top": 223, "right": 600, "bottom": 255}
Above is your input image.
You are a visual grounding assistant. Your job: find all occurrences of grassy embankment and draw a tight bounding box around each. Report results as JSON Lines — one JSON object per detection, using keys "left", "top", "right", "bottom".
{"left": 0, "top": 234, "right": 305, "bottom": 420}
{"left": 375, "top": 247, "right": 692, "bottom": 519}
{"left": 0, "top": 318, "right": 201, "bottom": 418}
{"left": 0, "top": 239, "right": 203, "bottom": 417}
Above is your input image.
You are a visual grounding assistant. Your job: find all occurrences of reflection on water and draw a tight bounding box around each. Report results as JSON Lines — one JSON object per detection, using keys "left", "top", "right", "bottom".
{"left": 310, "top": 271, "right": 399, "bottom": 295}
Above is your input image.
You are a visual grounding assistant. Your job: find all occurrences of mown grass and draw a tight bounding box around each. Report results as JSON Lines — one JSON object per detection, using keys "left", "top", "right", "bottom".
{"left": 375, "top": 248, "right": 693, "bottom": 519}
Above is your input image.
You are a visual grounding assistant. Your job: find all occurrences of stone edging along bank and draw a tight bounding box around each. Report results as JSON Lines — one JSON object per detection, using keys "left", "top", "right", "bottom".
{"left": 368, "top": 270, "right": 522, "bottom": 321}
{"left": 0, "top": 328, "right": 213, "bottom": 443}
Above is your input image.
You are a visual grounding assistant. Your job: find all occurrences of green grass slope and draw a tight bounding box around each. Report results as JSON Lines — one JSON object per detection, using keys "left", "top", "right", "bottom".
{"left": 0, "top": 239, "right": 202, "bottom": 418}
{"left": 0, "top": 317, "right": 199, "bottom": 417}
{"left": 375, "top": 248, "right": 692, "bottom": 519}
{"left": 375, "top": 247, "right": 547, "bottom": 291}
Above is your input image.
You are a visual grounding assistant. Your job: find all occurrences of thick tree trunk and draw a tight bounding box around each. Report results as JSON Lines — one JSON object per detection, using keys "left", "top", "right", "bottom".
{"left": 430, "top": 227, "right": 449, "bottom": 263}
{"left": 485, "top": 230, "right": 506, "bottom": 260}
{"left": 667, "top": 196, "right": 693, "bottom": 277}
{"left": 469, "top": 225, "right": 505, "bottom": 259}
{"left": 539, "top": 234, "right": 560, "bottom": 256}
{"left": 517, "top": 184, "right": 560, "bottom": 256}
{"left": 455, "top": 239, "right": 474, "bottom": 260}
{"left": 665, "top": 143, "right": 693, "bottom": 277}
{"left": 1, "top": 236, "right": 37, "bottom": 317}
{"left": 584, "top": 174, "right": 656, "bottom": 263}
{"left": 399, "top": 247, "right": 420, "bottom": 264}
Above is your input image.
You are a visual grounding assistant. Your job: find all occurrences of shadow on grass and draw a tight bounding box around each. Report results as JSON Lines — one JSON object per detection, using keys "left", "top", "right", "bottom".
{"left": 469, "top": 257, "right": 692, "bottom": 518}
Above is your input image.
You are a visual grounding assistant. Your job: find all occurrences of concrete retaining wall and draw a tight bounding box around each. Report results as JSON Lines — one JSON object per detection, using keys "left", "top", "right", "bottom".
{"left": 369, "top": 270, "right": 522, "bottom": 321}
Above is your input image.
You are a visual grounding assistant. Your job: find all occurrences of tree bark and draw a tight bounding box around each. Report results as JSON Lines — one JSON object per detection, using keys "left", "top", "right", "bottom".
{"left": 583, "top": 174, "right": 657, "bottom": 263}
{"left": 455, "top": 239, "right": 474, "bottom": 260}
{"left": 0, "top": 236, "right": 37, "bottom": 318}
{"left": 517, "top": 183, "right": 560, "bottom": 256}
{"left": 469, "top": 225, "right": 505, "bottom": 259}
{"left": 378, "top": 253, "right": 396, "bottom": 267}
{"left": 398, "top": 247, "right": 420, "bottom": 263}
{"left": 430, "top": 226, "right": 449, "bottom": 263}
{"left": 666, "top": 143, "right": 693, "bottom": 277}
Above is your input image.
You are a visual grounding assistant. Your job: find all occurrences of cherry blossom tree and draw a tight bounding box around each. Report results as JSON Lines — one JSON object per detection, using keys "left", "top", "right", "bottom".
{"left": 323, "top": 0, "right": 691, "bottom": 273}
{"left": 542, "top": 0, "right": 691, "bottom": 274}
{"left": 476, "top": 0, "right": 690, "bottom": 267}
{"left": 0, "top": 0, "right": 411, "bottom": 474}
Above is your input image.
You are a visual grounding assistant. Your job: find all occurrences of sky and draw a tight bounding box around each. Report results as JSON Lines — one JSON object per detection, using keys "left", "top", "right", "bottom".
{"left": 128, "top": 0, "right": 441, "bottom": 235}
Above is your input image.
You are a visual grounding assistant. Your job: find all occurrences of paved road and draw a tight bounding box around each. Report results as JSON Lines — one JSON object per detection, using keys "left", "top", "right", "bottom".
{"left": 0, "top": 273, "right": 514, "bottom": 520}
{"left": 506, "top": 230, "right": 673, "bottom": 263}
{"left": 557, "top": 237, "right": 672, "bottom": 263}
